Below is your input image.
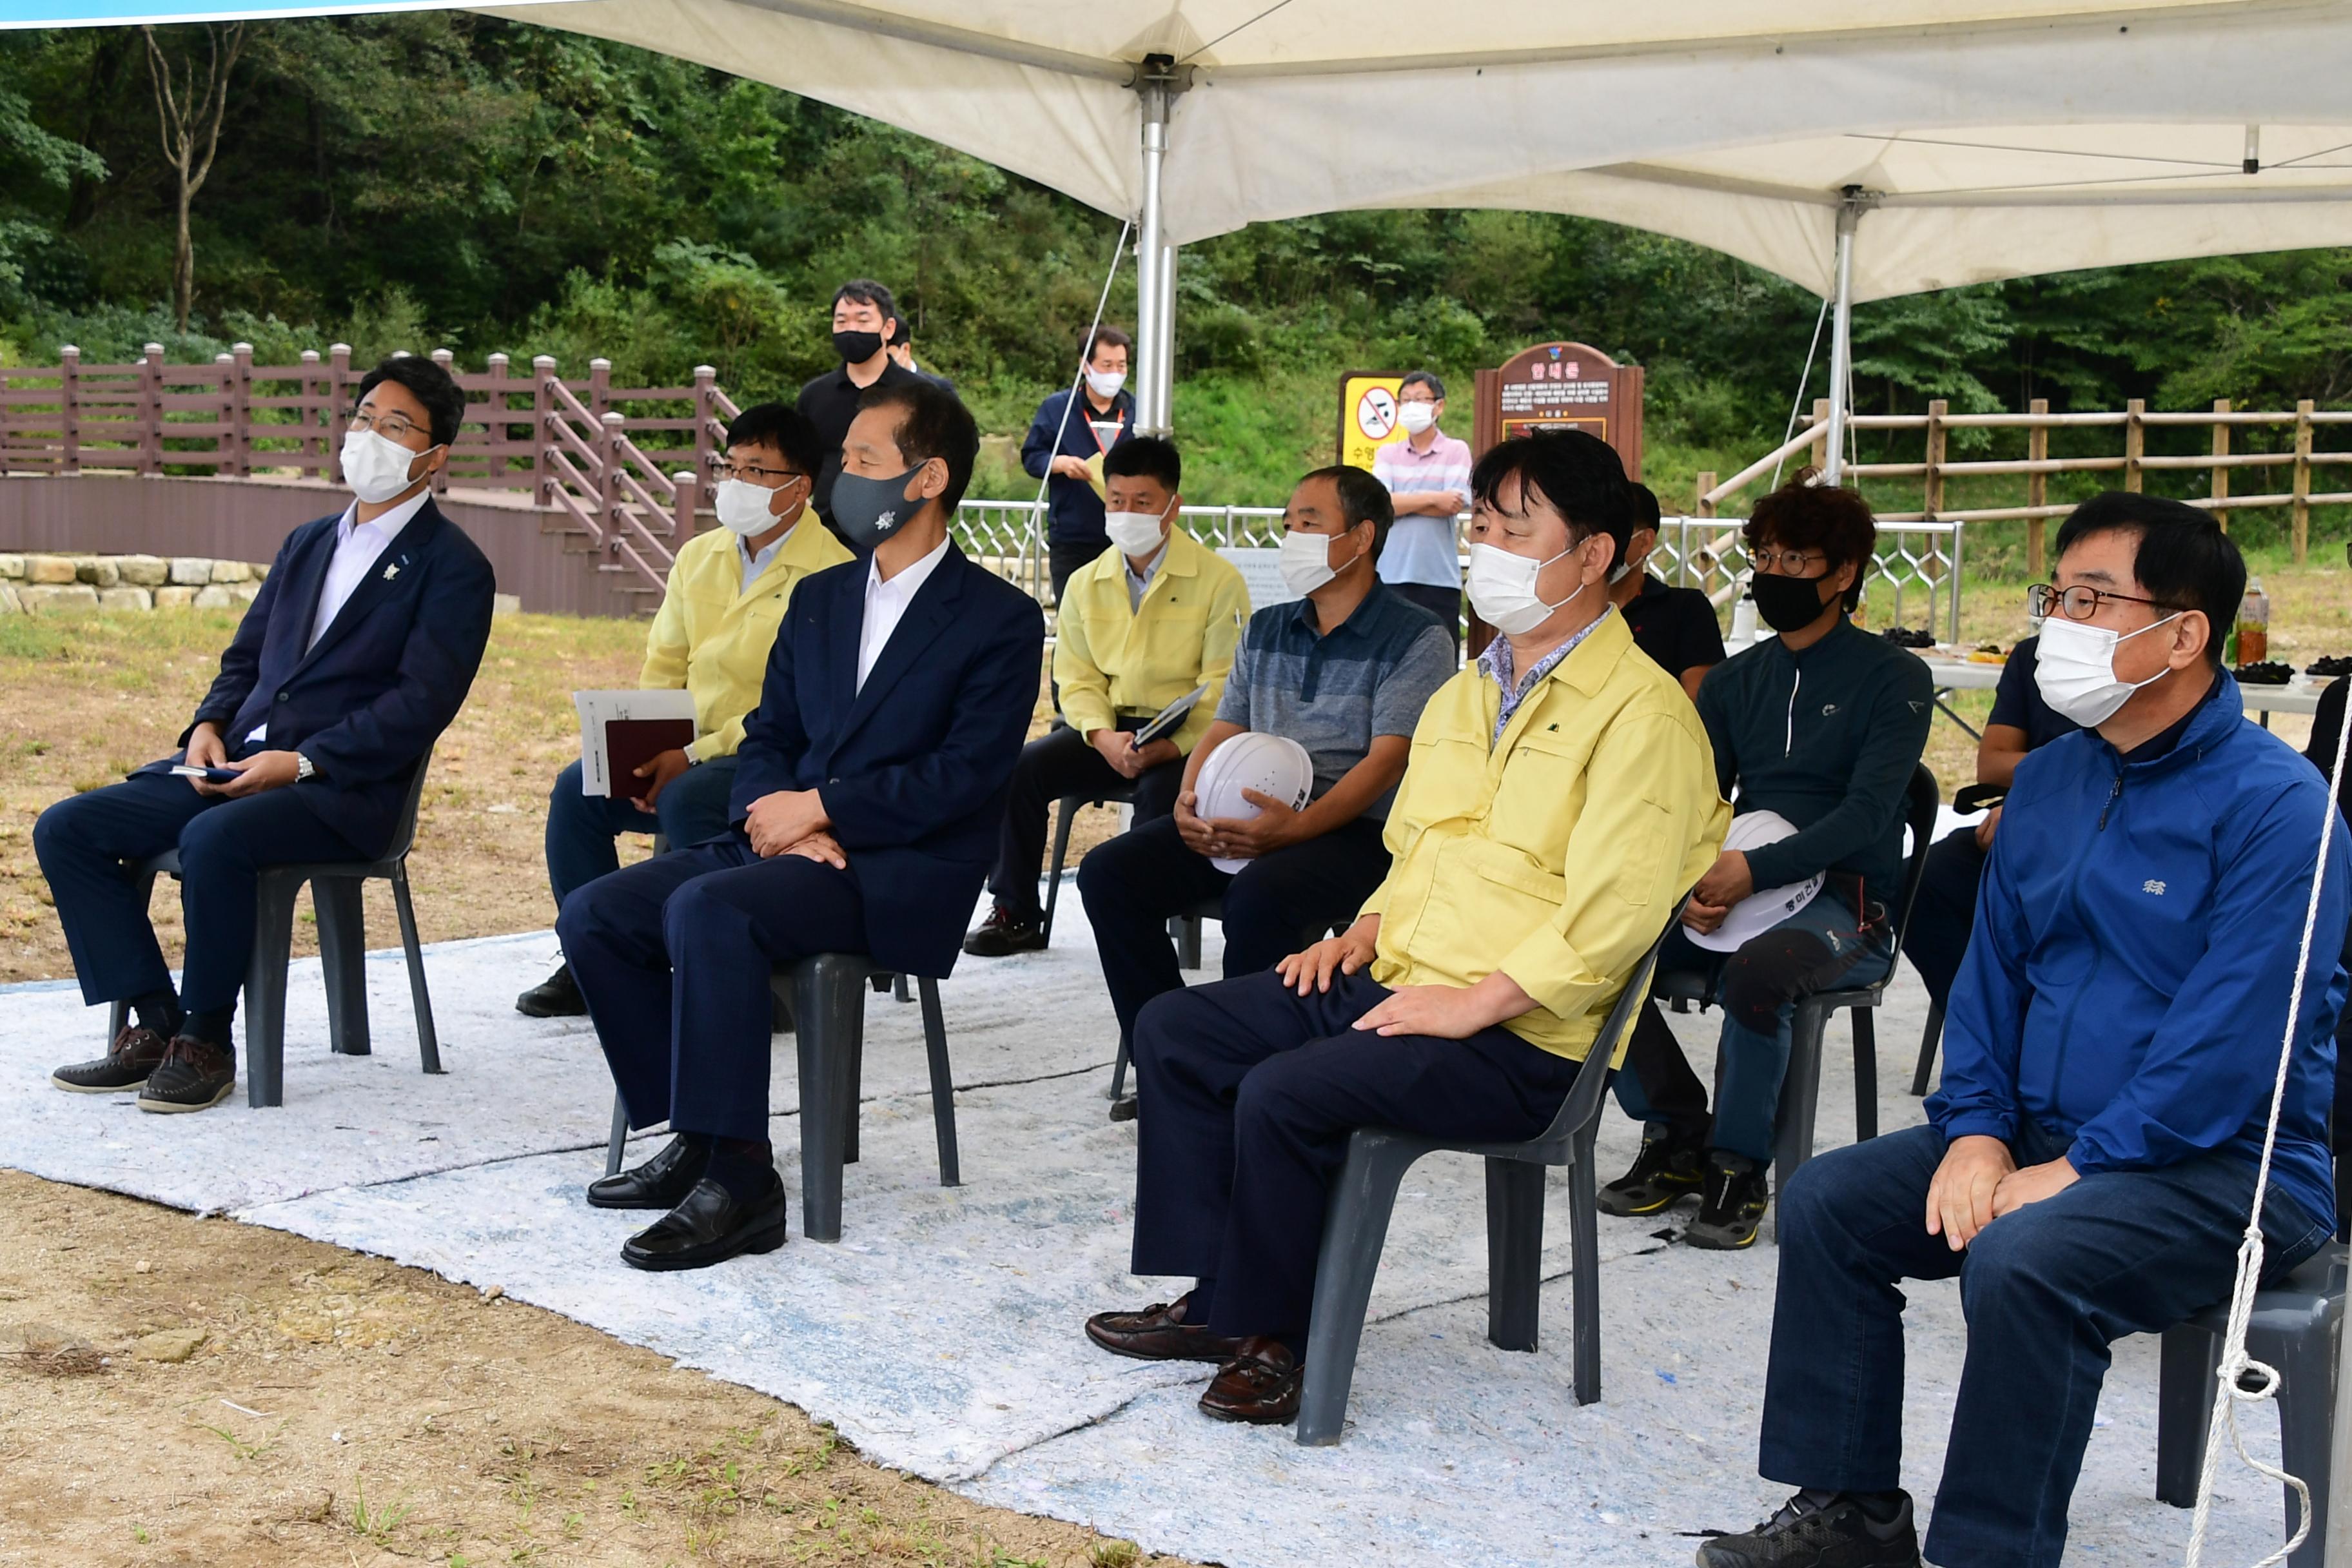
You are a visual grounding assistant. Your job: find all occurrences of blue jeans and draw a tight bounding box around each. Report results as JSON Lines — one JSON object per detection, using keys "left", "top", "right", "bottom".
{"left": 1765, "top": 1120, "right": 2329, "bottom": 1567}
{"left": 1611, "top": 891, "right": 1893, "bottom": 1164}
{"left": 544, "top": 756, "right": 740, "bottom": 907}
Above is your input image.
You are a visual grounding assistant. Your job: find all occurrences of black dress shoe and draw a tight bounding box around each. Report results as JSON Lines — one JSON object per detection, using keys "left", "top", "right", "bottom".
{"left": 621, "top": 1174, "right": 787, "bottom": 1271}
{"left": 587, "top": 1134, "right": 710, "bottom": 1210}
{"left": 516, "top": 962, "right": 586, "bottom": 1017}
{"left": 54, "top": 1025, "right": 170, "bottom": 1093}
{"left": 963, "top": 903, "right": 1046, "bottom": 957}
{"left": 137, "top": 1037, "right": 237, "bottom": 1113}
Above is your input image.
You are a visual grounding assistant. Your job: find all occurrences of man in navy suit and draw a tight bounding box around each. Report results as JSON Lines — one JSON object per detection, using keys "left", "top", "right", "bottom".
{"left": 37, "top": 355, "right": 497, "bottom": 1113}
{"left": 560, "top": 378, "right": 1044, "bottom": 1271}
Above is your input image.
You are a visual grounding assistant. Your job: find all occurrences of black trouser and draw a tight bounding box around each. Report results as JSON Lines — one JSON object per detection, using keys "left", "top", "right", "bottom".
{"left": 1049, "top": 538, "right": 1106, "bottom": 607}
{"left": 1387, "top": 581, "right": 1462, "bottom": 653}
{"left": 1130, "top": 968, "right": 1585, "bottom": 1342}
{"left": 1077, "top": 814, "right": 1391, "bottom": 1040}
{"left": 985, "top": 724, "right": 1181, "bottom": 920}
{"left": 1898, "top": 828, "right": 1986, "bottom": 1017}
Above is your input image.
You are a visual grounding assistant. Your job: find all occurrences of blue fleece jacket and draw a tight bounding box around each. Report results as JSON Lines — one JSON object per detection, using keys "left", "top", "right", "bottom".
{"left": 1929, "top": 673, "right": 2350, "bottom": 1233}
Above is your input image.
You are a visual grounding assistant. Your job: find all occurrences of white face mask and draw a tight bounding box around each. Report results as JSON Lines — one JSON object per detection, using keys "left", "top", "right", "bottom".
{"left": 1279, "top": 527, "right": 1360, "bottom": 596}
{"left": 1104, "top": 498, "right": 1172, "bottom": 558}
{"left": 341, "top": 427, "right": 427, "bottom": 504}
{"left": 1465, "top": 540, "right": 1585, "bottom": 637}
{"left": 2033, "top": 611, "right": 2182, "bottom": 727}
{"left": 1086, "top": 368, "right": 1127, "bottom": 400}
{"left": 714, "top": 476, "right": 799, "bottom": 537}
{"left": 1398, "top": 400, "right": 1438, "bottom": 436}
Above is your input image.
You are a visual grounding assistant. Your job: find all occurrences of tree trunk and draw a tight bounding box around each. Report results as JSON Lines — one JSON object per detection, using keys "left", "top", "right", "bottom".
{"left": 173, "top": 184, "right": 195, "bottom": 333}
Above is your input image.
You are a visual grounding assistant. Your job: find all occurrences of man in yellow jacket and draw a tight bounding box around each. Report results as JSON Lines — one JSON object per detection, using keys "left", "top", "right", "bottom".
{"left": 517, "top": 404, "right": 852, "bottom": 1016}
{"left": 1084, "top": 429, "right": 1728, "bottom": 1424}
{"left": 966, "top": 436, "right": 1250, "bottom": 956}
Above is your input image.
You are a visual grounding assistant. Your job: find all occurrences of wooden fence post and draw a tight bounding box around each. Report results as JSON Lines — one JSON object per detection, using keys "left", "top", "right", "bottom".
{"left": 1810, "top": 398, "right": 1830, "bottom": 471}
{"left": 328, "top": 344, "right": 352, "bottom": 484}
{"left": 692, "top": 364, "right": 718, "bottom": 483}
{"left": 673, "top": 468, "right": 698, "bottom": 543}
{"left": 213, "top": 353, "right": 237, "bottom": 476}
{"left": 2124, "top": 398, "right": 2144, "bottom": 493}
{"left": 2026, "top": 397, "right": 2049, "bottom": 580}
{"left": 2293, "top": 399, "right": 2314, "bottom": 564}
{"left": 429, "top": 349, "right": 457, "bottom": 492}
{"left": 485, "top": 352, "right": 509, "bottom": 484}
{"left": 299, "top": 349, "right": 322, "bottom": 475}
{"left": 532, "top": 356, "right": 558, "bottom": 507}
{"left": 2210, "top": 398, "right": 2231, "bottom": 531}
{"left": 1923, "top": 398, "right": 1947, "bottom": 520}
{"left": 228, "top": 342, "right": 253, "bottom": 478}
{"left": 598, "top": 409, "right": 623, "bottom": 549}
{"left": 140, "top": 342, "right": 164, "bottom": 476}
{"left": 59, "top": 344, "right": 80, "bottom": 475}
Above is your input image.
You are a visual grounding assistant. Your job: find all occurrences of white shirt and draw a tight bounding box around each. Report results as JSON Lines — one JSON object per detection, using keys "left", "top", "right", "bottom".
{"left": 246, "top": 487, "right": 431, "bottom": 746}
{"left": 1124, "top": 539, "right": 1169, "bottom": 612}
{"left": 737, "top": 524, "right": 790, "bottom": 596}
{"left": 856, "top": 534, "right": 951, "bottom": 692}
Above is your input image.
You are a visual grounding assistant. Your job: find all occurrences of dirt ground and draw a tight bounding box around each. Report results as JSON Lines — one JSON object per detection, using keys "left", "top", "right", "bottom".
{"left": 0, "top": 1170, "right": 1182, "bottom": 1568}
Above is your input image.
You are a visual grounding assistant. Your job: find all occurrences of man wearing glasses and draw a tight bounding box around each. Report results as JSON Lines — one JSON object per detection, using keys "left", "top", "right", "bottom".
{"left": 517, "top": 404, "right": 852, "bottom": 1017}
{"left": 1709, "top": 493, "right": 2347, "bottom": 1568}
{"left": 1602, "top": 473, "right": 1932, "bottom": 1250}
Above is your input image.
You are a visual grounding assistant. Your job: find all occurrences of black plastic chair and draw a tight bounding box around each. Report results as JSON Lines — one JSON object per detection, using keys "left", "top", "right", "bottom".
{"left": 1910, "top": 1001, "right": 1946, "bottom": 1097}
{"left": 1652, "top": 762, "right": 1941, "bottom": 1221}
{"left": 2155, "top": 1242, "right": 2345, "bottom": 1565}
{"left": 1041, "top": 781, "right": 1138, "bottom": 943}
{"left": 105, "top": 754, "right": 441, "bottom": 1108}
{"left": 602, "top": 954, "right": 956, "bottom": 1243}
{"left": 1294, "top": 917, "right": 1672, "bottom": 1444}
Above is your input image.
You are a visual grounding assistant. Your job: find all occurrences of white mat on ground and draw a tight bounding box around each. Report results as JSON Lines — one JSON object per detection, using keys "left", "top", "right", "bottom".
{"left": 0, "top": 892, "right": 2298, "bottom": 1565}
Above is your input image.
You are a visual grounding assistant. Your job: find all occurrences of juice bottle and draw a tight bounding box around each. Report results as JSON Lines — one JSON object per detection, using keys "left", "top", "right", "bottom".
{"left": 2238, "top": 578, "right": 2270, "bottom": 665}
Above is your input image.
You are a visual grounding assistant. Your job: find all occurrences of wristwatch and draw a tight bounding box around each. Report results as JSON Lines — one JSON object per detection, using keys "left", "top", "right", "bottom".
{"left": 295, "top": 752, "right": 315, "bottom": 782}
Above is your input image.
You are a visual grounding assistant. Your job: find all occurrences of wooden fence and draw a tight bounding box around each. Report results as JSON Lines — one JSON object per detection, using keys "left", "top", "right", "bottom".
{"left": 0, "top": 344, "right": 739, "bottom": 595}
{"left": 1695, "top": 397, "right": 2351, "bottom": 576}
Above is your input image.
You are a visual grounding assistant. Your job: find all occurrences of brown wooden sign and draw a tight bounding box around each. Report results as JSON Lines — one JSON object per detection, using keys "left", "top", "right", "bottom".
{"left": 1472, "top": 341, "right": 1643, "bottom": 478}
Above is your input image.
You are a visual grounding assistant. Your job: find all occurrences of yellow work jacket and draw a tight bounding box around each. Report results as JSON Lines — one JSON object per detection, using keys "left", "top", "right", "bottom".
{"left": 1362, "top": 611, "right": 1730, "bottom": 1061}
{"left": 639, "top": 518, "right": 852, "bottom": 761}
{"left": 1054, "top": 528, "right": 1250, "bottom": 755}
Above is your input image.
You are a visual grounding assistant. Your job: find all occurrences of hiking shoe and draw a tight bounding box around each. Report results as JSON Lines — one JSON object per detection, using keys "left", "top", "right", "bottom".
{"left": 1599, "top": 1133, "right": 1707, "bottom": 1217}
{"left": 963, "top": 903, "right": 1046, "bottom": 957}
{"left": 53, "top": 1025, "right": 170, "bottom": 1093}
{"left": 1685, "top": 1155, "right": 1771, "bottom": 1250}
{"left": 1698, "top": 1488, "right": 1920, "bottom": 1567}
{"left": 137, "top": 1037, "right": 237, "bottom": 1113}
{"left": 516, "top": 961, "right": 587, "bottom": 1017}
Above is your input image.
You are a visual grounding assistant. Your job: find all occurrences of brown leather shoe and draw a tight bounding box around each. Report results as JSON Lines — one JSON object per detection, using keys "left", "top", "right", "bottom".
{"left": 52, "top": 1026, "right": 170, "bottom": 1093}
{"left": 137, "top": 1036, "right": 237, "bottom": 1113}
{"left": 1199, "top": 1336, "right": 1302, "bottom": 1424}
{"left": 1084, "top": 1294, "right": 1244, "bottom": 1364}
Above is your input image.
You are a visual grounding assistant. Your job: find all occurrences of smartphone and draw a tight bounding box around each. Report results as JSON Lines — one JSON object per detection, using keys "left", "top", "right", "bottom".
{"left": 170, "top": 765, "right": 242, "bottom": 785}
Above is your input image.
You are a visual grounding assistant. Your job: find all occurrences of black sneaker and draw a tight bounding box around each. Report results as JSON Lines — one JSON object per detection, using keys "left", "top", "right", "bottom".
{"left": 1598, "top": 1133, "right": 1706, "bottom": 1217}
{"left": 963, "top": 903, "right": 1046, "bottom": 957}
{"left": 53, "top": 1025, "right": 170, "bottom": 1093}
{"left": 137, "top": 1037, "right": 237, "bottom": 1114}
{"left": 1698, "top": 1489, "right": 1920, "bottom": 1567}
{"left": 1685, "top": 1154, "right": 1771, "bottom": 1250}
{"left": 516, "top": 961, "right": 587, "bottom": 1017}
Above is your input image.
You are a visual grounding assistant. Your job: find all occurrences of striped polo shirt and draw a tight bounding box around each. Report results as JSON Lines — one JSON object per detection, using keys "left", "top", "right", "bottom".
{"left": 1214, "top": 583, "right": 1456, "bottom": 818}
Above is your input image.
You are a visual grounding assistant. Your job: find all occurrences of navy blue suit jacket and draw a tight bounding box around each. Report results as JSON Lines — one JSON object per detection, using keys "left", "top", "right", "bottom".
{"left": 729, "top": 542, "right": 1044, "bottom": 979}
{"left": 150, "top": 497, "right": 497, "bottom": 855}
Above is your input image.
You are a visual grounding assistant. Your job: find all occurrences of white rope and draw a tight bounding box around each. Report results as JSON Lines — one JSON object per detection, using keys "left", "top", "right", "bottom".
{"left": 2184, "top": 685, "right": 2352, "bottom": 1567}
{"left": 1770, "top": 295, "right": 1831, "bottom": 491}
{"left": 1024, "top": 218, "right": 1132, "bottom": 601}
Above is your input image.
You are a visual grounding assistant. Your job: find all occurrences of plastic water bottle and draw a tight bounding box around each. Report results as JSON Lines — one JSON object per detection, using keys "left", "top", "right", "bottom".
{"left": 1730, "top": 591, "right": 1759, "bottom": 647}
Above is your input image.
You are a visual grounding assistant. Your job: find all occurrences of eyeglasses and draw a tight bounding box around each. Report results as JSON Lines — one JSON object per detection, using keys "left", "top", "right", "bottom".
{"left": 1748, "top": 547, "right": 1826, "bottom": 577}
{"left": 2027, "top": 583, "right": 2185, "bottom": 622}
{"left": 349, "top": 410, "right": 423, "bottom": 442}
{"left": 720, "top": 462, "right": 805, "bottom": 486}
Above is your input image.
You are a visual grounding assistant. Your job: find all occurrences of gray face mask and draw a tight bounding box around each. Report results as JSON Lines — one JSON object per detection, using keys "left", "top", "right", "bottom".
{"left": 828, "top": 464, "right": 924, "bottom": 551}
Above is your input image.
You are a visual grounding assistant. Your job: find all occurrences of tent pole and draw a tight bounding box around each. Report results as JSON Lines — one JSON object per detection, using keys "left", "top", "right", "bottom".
{"left": 1132, "top": 55, "right": 1175, "bottom": 436}
{"left": 1823, "top": 187, "right": 1863, "bottom": 485}
{"left": 1148, "top": 239, "right": 1177, "bottom": 437}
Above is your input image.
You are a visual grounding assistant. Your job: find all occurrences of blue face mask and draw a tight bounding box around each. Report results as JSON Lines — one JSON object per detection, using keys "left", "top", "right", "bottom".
{"left": 828, "top": 463, "right": 925, "bottom": 551}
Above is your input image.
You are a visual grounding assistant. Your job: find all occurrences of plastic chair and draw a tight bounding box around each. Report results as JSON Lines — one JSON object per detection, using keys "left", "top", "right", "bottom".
{"left": 1652, "top": 762, "right": 1941, "bottom": 1219}
{"left": 1294, "top": 918, "right": 1672, "bottom": 1445}
{"left": 2155, "top": 1242, "right": 2345, "bottom": 1566}
{"left": 106, "top": 754, "right": 442, "bottom": 1108}
{"left": 1041, "top": 781, "right": 1137, "bottom": 943}
{"left": 1910, "top": 1000, "right": 1946, "bottom": 1097}
{"left": 602, "top": 954, "right": 957, "bottom": 1243}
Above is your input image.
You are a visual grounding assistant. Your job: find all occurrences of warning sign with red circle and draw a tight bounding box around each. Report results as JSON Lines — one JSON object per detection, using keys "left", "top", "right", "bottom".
{"left": 1337, "top": 371, "right": 1408, "bottom": 469}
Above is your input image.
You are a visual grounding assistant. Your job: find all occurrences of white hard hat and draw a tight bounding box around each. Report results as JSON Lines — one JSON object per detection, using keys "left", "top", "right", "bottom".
{"left": 1194, "top": 732, "right": 1315, "bottom": 873}
{"left": 1685, "top": 810, "right": 1825, "bottom": 953}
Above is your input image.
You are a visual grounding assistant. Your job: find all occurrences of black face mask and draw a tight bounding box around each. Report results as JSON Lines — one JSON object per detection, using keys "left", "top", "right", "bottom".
{"left": 833, "top": 329, "right": 884, "bottom": 365}
{"left": 1750, "top": 569, "right": 1838, "bottom": 634}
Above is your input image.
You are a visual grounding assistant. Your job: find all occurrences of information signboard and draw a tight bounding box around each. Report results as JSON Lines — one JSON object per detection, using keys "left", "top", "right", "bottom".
{"left": 1471, "top": 342, "right": 1643, "bottom": 479}
{"left": 1337, "top": 370, "right": 1407, "bottom": 469}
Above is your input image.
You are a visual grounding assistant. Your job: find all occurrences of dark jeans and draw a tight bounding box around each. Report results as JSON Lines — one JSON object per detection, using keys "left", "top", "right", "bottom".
{"left": 1612, "top": 891, "right": 1892, "bottom": 1162}
{"left": 1130, "top": 969, "right": 1584, "bottom": 1341}
{"left": 544, "top": 755, "right": 740, "bottom": 906}
{"left": 1898, "top": 828, "right": 1986, "bottom": 1016}
{"left": 555, "top": 834, "right": 865, "bottom": 1142}
{"left": 986, "top": 724, "right": 1181, "bottom": 920}
{"left": 34, "top": 769, "right": 364, "bottom": 1019}
{"left": 1050, "top": 537, "right": 1106, "bottom": 607}
{"left": 1387, "top": 580, "right": 1462, "bottom": 653}
{"left": 1765, "top": 1120, "right": 2328, "bottom": 1568}
{"left": 1077, "top": 813, "right": 1390, "bottom": 1039}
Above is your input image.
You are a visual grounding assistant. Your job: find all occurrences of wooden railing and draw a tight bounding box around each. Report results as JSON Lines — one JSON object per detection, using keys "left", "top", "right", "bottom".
{"left": 0, "top": 344, "right": 738, "bottom": 595}
{"left": 1694, "top": 397, "right": 2351, "bottom": 576}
